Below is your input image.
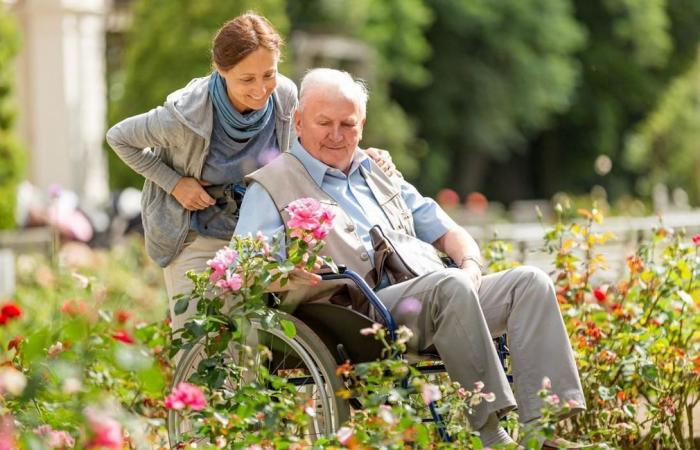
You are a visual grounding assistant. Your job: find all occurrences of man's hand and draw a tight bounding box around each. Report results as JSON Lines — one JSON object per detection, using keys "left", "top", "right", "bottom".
{"left": 268, "top": 267, "right": 322, "bottom": 292}
{"left": 171, "top": 177, "right": 215, "bottom": 211}
{"left": 461, "top": 261, "right": 483, "bottom": 292}
{"left": 365, "top": 147, "right": 402, "bottom": 178}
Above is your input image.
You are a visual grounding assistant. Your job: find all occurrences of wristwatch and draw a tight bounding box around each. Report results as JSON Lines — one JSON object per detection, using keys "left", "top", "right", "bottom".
{"left": 459, "top": 256, "right": 483, "bottom": 271}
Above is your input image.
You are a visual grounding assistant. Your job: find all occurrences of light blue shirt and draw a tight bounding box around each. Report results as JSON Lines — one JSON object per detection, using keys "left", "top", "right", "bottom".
{"left": 234, "top": 140, "right": 457, "bottom": 261}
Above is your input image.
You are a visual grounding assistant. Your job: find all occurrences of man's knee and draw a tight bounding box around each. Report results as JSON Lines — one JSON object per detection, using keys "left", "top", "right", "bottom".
{"left": 433, "top": 267, "right": 480, "bottom": 309}
{"left": 510, "top": 265, "right": 558, "bottom": 310}
{"left": 511, "top": 265, "right": 553, "bottom": 290}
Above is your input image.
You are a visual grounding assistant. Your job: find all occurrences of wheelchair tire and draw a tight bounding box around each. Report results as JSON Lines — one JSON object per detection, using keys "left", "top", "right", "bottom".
{"left": 168, "top": 313, "right": 350, "bottom": 447}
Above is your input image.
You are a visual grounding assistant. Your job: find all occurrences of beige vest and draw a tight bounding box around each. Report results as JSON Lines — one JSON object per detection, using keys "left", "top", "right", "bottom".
{"left": 246, "top": 151, "right": 415, "bottom": 312}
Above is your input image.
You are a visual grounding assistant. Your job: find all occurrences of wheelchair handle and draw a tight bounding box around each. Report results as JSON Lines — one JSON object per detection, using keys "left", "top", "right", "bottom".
{"left": 318, "top": 267, "right": 397, "bottom": 341}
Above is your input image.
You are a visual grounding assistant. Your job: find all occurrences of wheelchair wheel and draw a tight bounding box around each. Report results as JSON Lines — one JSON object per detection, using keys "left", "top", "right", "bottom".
{"left": 168, "top": 314, "right": 350, "bottom": 447}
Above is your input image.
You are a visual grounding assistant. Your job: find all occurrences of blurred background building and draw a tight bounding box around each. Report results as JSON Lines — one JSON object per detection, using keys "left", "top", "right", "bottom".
{"left": 7, "top": 0, "right": 109, "bottom": 210}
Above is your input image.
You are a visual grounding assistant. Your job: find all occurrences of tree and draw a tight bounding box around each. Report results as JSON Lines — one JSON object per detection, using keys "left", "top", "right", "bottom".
{"left": 108, "top": 0, "right": 288, "bottom": 189}
{"left": 530, "top": 0, "right": 700, "bottom": 204}
{"left": 0, "top": 7, "right": 25, "bottom": 229}
{"left": 623, "top": 54, "right": 700, "bottom": 204}
{"left": 392, "top": 0, "right": 585, "bottom": 198}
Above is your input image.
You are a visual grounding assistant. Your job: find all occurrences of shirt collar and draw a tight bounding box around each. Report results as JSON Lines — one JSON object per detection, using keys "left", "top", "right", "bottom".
{"left": 290, "top": 139, "right": 372, "bottom": 187}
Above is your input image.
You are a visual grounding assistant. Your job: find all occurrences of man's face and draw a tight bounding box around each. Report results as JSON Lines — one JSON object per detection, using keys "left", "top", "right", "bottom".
{"left": 294, "top": 92, "right": 365, "bottom": 172}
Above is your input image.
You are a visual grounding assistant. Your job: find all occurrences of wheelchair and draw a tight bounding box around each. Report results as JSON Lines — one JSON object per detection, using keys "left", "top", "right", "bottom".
{"left": 168, "top": 266, "right": 510, "bottom": 446}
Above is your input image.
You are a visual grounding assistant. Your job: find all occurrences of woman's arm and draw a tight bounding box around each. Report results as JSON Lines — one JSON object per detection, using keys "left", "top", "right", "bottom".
{"left": 107, "top": 106, "right": 215, "bottom": 210}
{"left": 106, "top": 106, "right": 184, "bottom": 195}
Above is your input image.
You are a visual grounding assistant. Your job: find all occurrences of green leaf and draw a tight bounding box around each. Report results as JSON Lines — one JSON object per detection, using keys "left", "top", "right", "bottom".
{"left": 174, "top": 296, "right": 190, "bottom": 315}
{"left": 184, "top": 320, "right": 205, "bottom": 339}
{"left": 598, "top": 385, "right": 613, "bottom": 400}
{"left": 139, "top": 365, "right": 166, "bottom": 394}
{"left": 22, "top": 329, "right": 51, "bottom": 364}
{"left": 279, "top": 319, "right": 296, "bottom": 338}
{"left": 641, "top": 364, "right": 659, "bottom": 381}
{"left": 278, "top": 260, "right": 295, "bottom": 273}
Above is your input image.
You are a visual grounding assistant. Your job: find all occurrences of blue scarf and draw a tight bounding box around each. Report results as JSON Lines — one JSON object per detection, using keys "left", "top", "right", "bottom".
{"left": 208, "top": 71, "right": 274, "bottom": 140}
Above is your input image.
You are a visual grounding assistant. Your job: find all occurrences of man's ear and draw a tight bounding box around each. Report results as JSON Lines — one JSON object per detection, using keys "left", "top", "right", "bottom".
{"left": 358, "top": 117, "right": 367, "bottom": 141}
{"left": 293, "top": 110, "right": 303, "bottom": 137}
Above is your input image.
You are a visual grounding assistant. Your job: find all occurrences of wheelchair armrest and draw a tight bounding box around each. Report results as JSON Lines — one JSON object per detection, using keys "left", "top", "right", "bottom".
{"left": 316, "top": 268, "right": 397, "bottom": 340}
{"left": 316, "top": 264, "right": 346, "bottom": 276}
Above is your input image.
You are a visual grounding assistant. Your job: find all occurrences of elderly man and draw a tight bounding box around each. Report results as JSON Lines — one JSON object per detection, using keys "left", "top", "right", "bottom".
{"left": 234, "top": 68, "right": 585, "bottom": 448}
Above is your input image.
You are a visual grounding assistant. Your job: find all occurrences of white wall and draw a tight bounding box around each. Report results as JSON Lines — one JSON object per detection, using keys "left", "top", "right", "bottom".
{"left": 9, "top": 0, "right": 109, "bottom": 210}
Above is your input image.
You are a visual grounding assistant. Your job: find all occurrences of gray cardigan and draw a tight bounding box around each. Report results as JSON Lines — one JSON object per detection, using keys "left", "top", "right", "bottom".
{"left": 106, "top": 74, "right": 298, "bottom": 267}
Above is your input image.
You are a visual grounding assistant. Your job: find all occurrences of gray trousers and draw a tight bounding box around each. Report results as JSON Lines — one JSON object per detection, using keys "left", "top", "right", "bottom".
{"left": 376, "top": 266, "right": 585, "bottom": 429}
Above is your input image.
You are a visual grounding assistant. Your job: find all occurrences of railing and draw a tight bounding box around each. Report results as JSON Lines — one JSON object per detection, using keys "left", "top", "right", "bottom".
{"left": 462, "top": 210, "right": 700, "bottom": 279}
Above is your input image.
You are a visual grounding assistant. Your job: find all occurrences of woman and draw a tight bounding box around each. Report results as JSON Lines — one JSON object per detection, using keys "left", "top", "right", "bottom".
{"left": 107, "top": 13, "right": 394, "bottom": 331}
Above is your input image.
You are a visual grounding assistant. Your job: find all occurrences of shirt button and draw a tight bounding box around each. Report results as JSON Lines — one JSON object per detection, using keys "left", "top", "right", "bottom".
{"left": 345, "top": 223, "right": 356, "bottom": 233}
{"left": 360, "top": 252, "right": 369, "bottom": 261}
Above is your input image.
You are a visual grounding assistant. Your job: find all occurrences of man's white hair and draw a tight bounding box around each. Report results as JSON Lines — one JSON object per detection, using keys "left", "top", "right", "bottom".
{"left": 298, "top": 68, "right": 369, "bottom": 117}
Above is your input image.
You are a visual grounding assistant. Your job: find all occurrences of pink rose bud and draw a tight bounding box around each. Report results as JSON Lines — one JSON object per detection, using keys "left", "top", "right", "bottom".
{"left": 164, "top": 382, "right": 207, "bottom": 411}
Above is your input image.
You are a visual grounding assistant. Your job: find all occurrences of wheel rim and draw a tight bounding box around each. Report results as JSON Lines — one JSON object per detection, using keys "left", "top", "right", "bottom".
{"left": 168, "top": 320, "right": 340, "bottom": 446}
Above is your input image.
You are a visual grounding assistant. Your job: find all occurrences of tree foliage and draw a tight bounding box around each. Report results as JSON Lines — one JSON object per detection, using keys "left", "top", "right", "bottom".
{"left": 624, "top": 56, "right": 700, "bottom": 204}
{"left": 530, "top": 0, "right": 700, "bottom": 203}
{"left": 393, "top": 0, "right": 586, "bottom": 196}
{"left": 0, "top": 7, "right": 25, "bottom": 229}
{"left": 108, "top": 0, "right": 288, "bottom": 189}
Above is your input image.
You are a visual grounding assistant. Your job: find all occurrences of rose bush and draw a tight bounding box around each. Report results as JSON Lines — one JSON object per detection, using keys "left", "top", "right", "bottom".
{"left": 0, "top": 199, "right": 696, "bottom": 449}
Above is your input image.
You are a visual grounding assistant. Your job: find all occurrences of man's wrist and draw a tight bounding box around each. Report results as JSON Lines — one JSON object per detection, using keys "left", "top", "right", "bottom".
{"left": 459, "top": 256, "right": 483, "bottom": 271}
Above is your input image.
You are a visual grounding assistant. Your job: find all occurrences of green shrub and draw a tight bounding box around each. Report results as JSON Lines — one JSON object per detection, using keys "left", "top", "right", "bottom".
{"left": 0, "top": 7, "right": 26, "bottom": 229}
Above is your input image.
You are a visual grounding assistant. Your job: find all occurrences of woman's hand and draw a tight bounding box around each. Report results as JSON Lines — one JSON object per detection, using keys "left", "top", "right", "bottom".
{"left": 365, "top": 147, "right": 402, "bottom": 178}
{"left": 267, "top": 267, "right": 322, "bottom": 292}
{"left": 171, "top": 177, "right": 216, "bottom": 211}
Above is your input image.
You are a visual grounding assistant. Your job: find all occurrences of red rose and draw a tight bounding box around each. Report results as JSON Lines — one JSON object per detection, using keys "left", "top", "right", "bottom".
{"left": 115, "top": 310, "right": 131, "bottom": 324}
{"left": 111, "top": 331, "right": 135, "bottom": 345}
{"left": 593, "top": 287, "right": 607, "bottom": 303}
{"left": 1, "top": 303, "right": 22, "bottom": 319}
{"left": 692, "top": 234, "right": 700, "bottom": 246}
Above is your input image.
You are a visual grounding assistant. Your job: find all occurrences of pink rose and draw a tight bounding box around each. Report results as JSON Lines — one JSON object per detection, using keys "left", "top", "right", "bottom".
{"left": 692, "top": 234, "right": 700, "bottom": 246}
{"left": 207, "top": 247, "right": 239, "bottom": 279}
{"left": 84, "top": 409, "right": 123, "bottom": 450}
{"left": 164, "top": 382, "right": 207, "bottom": 411}
{"left": 0, "top": 415, "right": 15, "bottom": 450}
{"left": 215, "top": 271, "right": 243, "bottom": 293}
{"left": 34, "top": 425, "right": 75, "bottom": 449}
{"left": 336, "top": 426, "right": 354, "bottom": 445}
{"left": 287, "top": 198, "right": 323, "bottom": 231}
{"left": 421, "top": 383, "right": 442, "bottom": 404}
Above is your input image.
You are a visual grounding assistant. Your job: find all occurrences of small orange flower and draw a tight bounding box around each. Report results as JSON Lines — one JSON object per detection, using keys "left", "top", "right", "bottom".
{"left": 626, "top": 255, "right": 644, "bottom": 275}
{"left": 336, "top": 361, "right": 353, "bottom": 377}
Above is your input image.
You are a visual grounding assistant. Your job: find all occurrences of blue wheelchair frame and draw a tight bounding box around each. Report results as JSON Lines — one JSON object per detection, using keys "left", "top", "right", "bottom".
{"left": 319, "top": 267, "right": 511, "bottom": 442}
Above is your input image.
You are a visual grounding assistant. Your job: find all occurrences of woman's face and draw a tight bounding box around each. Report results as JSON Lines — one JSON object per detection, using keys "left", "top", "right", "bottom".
{"left": 218, "top": 47, "right": 279, "bottom": 113}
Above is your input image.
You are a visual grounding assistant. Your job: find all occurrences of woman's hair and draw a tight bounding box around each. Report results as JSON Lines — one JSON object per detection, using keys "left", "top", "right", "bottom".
{"left": 212, "top": 12, "right": 283, "bottom": 71}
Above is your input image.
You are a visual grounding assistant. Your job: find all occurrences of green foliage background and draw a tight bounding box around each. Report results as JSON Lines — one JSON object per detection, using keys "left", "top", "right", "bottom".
{"left": 107, "top": 0, "right": 700, "bottom": 207}
{"left": 0, "top": 7, "right": 25, "bottom": 229}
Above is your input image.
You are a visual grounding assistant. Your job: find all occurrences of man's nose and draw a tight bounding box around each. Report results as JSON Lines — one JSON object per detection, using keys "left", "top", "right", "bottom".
{"left": 329, "top": 125, "right": 343, "bottom": 141}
